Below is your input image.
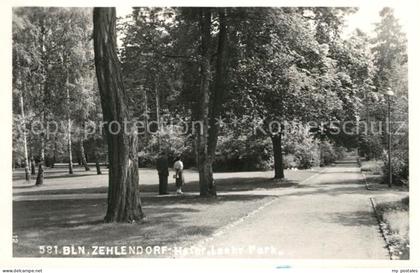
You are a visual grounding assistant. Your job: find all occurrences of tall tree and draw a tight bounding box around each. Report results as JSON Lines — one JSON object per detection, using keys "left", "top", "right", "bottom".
{"left": 195, "top": 8, "right": 213, "bottom": 195}
{"left": 177, "top": 8, "right": 229, "bottom": 195}
{"left": 372, "top": 7, "right": 407, "bottom": 93}
{"left": 207, "top": 8, "right": 228, "bottom": 183}
{"left": 64, "top": 60, "right": 74, "bottom": 174}
{"left": 370, "top": 7, "right": 408, "bottom": 180}
{"left": 93, "top": 7, "right": 144, "bottom": 222}
{"left": 228, "top": 8, "right": 327, "bottom": 179}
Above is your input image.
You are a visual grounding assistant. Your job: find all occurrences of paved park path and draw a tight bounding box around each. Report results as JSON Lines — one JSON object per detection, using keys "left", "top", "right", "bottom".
{"left": 182, "top": 158, "right": 390, "bottom": 259}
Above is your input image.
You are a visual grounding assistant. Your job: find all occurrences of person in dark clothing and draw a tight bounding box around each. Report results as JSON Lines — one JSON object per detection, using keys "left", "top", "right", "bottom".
{"left": 156, "top": 152, "right": 169, "bottom": 195}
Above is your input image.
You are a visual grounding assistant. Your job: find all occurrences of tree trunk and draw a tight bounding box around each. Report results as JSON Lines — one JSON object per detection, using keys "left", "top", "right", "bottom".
{"left": 79, "top": 140, "right": 90, "bottom": 171}
{"left": 271, "top": 134, "right": 284, "bottom": 179}
{"left": 68, "top": 130, "right": 74, "bottom": 173}
{"left": 36, "top": 21, "right": 48, "bottom": 186}
{"left": 64, "top": 72, "right": 74, "bottom": 174}
{"left": 51, "top": 134, "right": 58, "bottom": 168}
{"left": 196, "top": 8, "right": 215, "bottom": 196}
{"left": 154, "top": 75, "right": 161, "bottom": 152}
{"left": 93, "top": 145, "right": 102, "bottom": 175}
{"left": 20, "top": 93, "right": 30, "bottom": 182}
{"left": 95, "top": 159, "right": 102, "bottom": 175}
{"left": 67, "top": 93, "right": 74, "bottom": 174}
{"left": 35, "top": 137, "right": 45, "bottom": 186}
{"left": 144, "top": 86, "right": 148, "bottom": 130}
{"left": 207, "top": 8, "right": 227, "bottom": 185}
{"left": 30, "top": 157, "right": 36, "bottom": 175}
{"left": 93, "top": 7, "right": 144, "bottom": 223}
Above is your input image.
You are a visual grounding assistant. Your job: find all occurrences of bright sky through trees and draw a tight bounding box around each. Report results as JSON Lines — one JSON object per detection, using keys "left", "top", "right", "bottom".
{"left": 117, "top": 5, "right": 409, "bottom": 38}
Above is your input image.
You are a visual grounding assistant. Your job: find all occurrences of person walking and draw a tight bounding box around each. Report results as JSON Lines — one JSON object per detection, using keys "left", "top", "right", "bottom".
{"left": 156, "top": 151, "right": 169, "bottom": 195}
{"left": 173, "top": 156, "right": 184, "bottom": 194}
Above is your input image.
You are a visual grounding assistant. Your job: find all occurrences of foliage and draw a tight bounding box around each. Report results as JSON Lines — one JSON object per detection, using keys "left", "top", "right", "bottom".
{"left": 12, "top": 7, "right": 101, "bottom": 168}
{"left": 11, "top": 7, "right": 408, "bottom": 186}
{"left": 319, "top": 141, "right": 338, "bottom": 166}
{"left": 213, "top": 134, "right": 272, "bottom": 172}
{"left": 283, "top": 126, "right": 320, "bottom": 169}
{"left": 382, "top": 148, "right": 409, "bottom": 182}
{"left": 359, "top": 134, "right": 383, "bottom": 160}
{"left": 370, "top": 7, "right": 408, "bottom": 183}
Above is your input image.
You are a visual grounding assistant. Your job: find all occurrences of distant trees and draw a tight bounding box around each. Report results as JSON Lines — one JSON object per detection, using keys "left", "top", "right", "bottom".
{"left": 13, "top": 8, "right": 100, "bottom": 184}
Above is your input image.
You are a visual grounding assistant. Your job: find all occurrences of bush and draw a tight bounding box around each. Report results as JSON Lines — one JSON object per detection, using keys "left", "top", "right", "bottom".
{"left": 359, "top": 135, "right": 383, "bottom": 160}
{"left": 138, "top": 125, "right": 194, "bottom": 168}
{"left": 295, "top": 145, "right": 319, "bottom": 169}
{"left": 382, "top": 148, "right": 409, "bottom": 184}
{"left": 137, "top": 150, "right": 157, "bottom": 168}
{"left": 319, "top": 141, "right": 337, "bottom": 166}
{"left": 334, "top": 146, "right": 346, "bottom": 161}
{"left": 283, "top": 154, "right": 299, "bottom": 169}
{"left": 213, "top": 134, "right": 272, "bottom": 172}
{"left": 284, "top": 127, "right": 320, "bottom": 169}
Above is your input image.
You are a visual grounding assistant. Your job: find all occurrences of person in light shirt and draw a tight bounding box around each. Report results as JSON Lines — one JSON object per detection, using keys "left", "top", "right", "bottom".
{"left": 173, "top": 156, "right": 184, "bottom": 194}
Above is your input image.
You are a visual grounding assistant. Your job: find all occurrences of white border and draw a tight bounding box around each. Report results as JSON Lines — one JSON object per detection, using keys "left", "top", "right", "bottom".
{"left": 1, "top": 0, "right": 419, "bottom": 271}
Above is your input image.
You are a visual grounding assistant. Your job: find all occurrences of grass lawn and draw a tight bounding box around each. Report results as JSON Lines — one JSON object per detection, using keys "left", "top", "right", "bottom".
{"left": 375, "top": 196, "right": 409, "bottom": 260}
{"left": 362, "top": 159, "right": 409, "bottom": 260}
{"left": 362, "top": 166, "right": 410, "bottom": 259}
{"left": 360, "top": 159, "right": 384, "bottom": 175}
{"left": 13, "top": 167, "right": 316, "bottom": 257}
{"left": 361, "top": 156, "right": 410, "bottom": 259}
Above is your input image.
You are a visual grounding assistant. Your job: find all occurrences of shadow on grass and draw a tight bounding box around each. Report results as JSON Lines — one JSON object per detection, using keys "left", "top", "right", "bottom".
{"left": 14, "top": 172, "right": 376, "bottom": 201}
{"left": 14, "top": 177, "right": 302, "bottom": 196}
{"left": 13, "top": 173, "right": 107, "bottom": 184}
{"left": 13, "top": 175, "right": 373, "bottom": 232}
{"left": 13, "top": 194, "right": 271, "bottom": 230}
{"left": 12, "top": 192, "right": 274, "bottom": 257}
{"left": 13, "top": 168, "right": 108, "bottom": 182}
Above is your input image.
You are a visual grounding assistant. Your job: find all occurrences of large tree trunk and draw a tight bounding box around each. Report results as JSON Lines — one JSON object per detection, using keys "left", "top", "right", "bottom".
{"left": 195, "top": 8, "right": 215, "bottom": 196}
{"left": 272, "top": 80, "right": 285, "bottom": 180}
{"left": 271, "top": 134, "right": 284, "bottom": 179}
{"left": 93, "top": 7, "right": 144, "bottom": 223}
{"left": 207, "top": 8, "right": 227, "bottom": 175}
{"left": 79, "top": 140, "right": 90, "bottom": 171}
